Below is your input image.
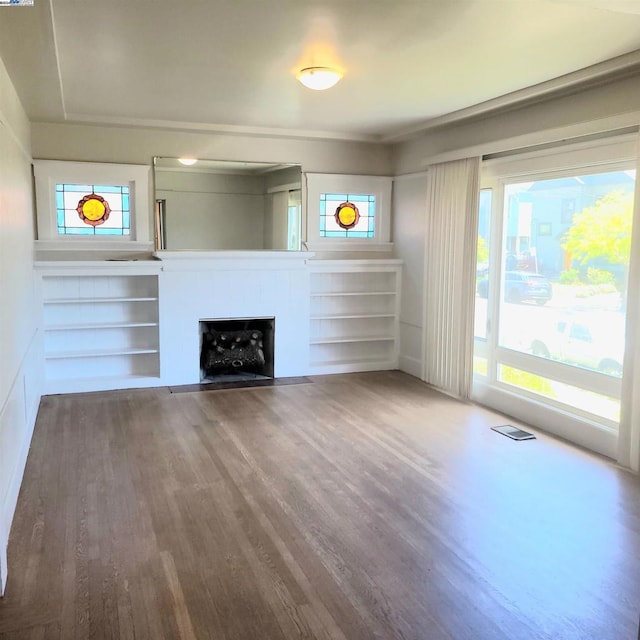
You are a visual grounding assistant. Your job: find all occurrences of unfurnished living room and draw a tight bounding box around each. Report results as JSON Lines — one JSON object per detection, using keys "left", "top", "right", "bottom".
{"left": 1, "top": 1, "right": 640, "bottom": 638}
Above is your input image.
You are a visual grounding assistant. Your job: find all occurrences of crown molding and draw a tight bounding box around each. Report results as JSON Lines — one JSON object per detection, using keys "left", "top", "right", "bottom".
{"left": 48, "top": 0, "right": 67, "bottom": 120}
{"left": 0, "top": 110, "right": 31, "bottom": 163}
{"left": 416, "top": 113, "right": 640, "bottom": 169}
{"left": 381, "top": 49, "right": 640, "bottom": 144}
{"left": 0, "top": 59, "right": 31, "bottom": 161}
{"left": 60, "top": 113, "right": 382, "bottom": 144}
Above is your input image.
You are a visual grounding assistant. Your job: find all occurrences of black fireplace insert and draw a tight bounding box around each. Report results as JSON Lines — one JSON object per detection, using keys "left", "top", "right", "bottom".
{"left": 199, "top": 318, "right": 275, "bottom": 381}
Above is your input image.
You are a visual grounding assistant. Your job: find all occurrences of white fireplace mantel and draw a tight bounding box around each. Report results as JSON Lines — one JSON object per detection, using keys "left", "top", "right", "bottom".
{"left": 155, "top": 250, "right": 312, "bottom": 270}
{"left": 155, "top": 250, "right": 314, "bottom": 385}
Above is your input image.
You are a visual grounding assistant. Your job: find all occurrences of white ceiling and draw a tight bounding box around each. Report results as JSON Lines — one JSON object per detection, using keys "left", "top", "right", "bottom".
{"left": 2, "top": 0, "right": 640, "bottom": 141}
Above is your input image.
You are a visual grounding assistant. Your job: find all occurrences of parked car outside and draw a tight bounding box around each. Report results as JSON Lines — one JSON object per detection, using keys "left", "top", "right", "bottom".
{"left": 477, "top": 271, "right": 552, "bottom": 305}
{"left": 530, "top": 314, "right": 624, "bottom": 377}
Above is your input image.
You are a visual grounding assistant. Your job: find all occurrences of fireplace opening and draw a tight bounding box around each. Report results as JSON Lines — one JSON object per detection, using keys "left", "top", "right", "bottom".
{"left": 199, "top": 317, "right": 275, "bottom": 382}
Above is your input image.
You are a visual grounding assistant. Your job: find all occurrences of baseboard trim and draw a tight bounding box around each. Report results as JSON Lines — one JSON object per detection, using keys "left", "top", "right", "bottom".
{"left": 0, "top": 410, "right": 37, "bottom": 595}
{"left": 472, "top": 381, "right": 617, "bottom": 460}
{"left": 0, "top": 333, "right": 42, "bottom": 595}
{"left": 399, "top": 354, "right": 422, "bottom": 380}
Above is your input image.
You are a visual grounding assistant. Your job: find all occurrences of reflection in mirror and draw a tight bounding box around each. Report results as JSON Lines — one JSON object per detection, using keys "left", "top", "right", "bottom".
{"left": 153, "top": 158, "right": 302, "bottom": 251}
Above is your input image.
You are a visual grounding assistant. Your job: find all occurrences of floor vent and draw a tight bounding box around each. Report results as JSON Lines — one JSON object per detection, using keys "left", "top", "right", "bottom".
{"left": 491, "top": 424, "right": 536, "bottom": 441}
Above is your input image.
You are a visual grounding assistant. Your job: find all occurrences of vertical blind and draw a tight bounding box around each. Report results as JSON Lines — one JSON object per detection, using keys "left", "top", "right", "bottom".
{"left": 423, "top": 157, "right": 480, "bottom": 399}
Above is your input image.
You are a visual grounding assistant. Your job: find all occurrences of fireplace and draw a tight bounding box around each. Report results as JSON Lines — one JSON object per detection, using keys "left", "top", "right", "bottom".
{"left": 199, "top": 317, "right": 275, "bottom": 382}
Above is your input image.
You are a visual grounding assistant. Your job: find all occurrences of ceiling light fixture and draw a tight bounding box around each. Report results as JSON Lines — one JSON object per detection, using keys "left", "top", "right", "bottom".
{"left": 296, "top": 67, "right": 342, "bottom": 91}
{"left": 178, "top": 158, "right": 198, "bottom": 166}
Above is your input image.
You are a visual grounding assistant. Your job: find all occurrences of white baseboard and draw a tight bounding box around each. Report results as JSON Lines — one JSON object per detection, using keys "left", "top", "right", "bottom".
{"left": 399, "top": 354, "right": 422, "bottom": 379}
{"left": 473, "top": 380, "right": 617, "bottom": 460}
{"left": 309, "top": 359, "right": 397, "bottom": 376}
{"left": 0, "top": 333, "right": 42, "bottom": 595}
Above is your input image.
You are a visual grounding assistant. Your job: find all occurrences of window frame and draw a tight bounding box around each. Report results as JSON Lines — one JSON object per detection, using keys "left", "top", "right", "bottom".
{"left": 305, "top": 173, "right": 392, "bottom": 252}
{"left": 34, "top": 160, "right": 152, "bottom": 250}
{"left": 474, "top": 133, "right": 638, "bottom": 458}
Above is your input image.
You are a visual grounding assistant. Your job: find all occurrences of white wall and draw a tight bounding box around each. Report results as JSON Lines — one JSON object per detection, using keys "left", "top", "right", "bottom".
{"left": 264, "top": 191, "right": 289, "bottom": 251}
{"left": 391, "top": 73, "right": 640, "bottom": 384}
{"left": 264, "top": 166, "right": 302, "bottom": 251}
{"left": 392, "top": 174, "right": 427, "bottom": 379}
{"left": 264, "top": 165, "right": 301, "bottom": 191}
{"left": 31, "top": 123, "right": 392, "bottom": 175}
{"left": 0, "top": 56, "right": 42, "bottom": 594}
{"left": 392, "top": 73, "right": 640, "bottom": 174}
{"left": 31, "top": 123, "right": 391, "bottom": 256}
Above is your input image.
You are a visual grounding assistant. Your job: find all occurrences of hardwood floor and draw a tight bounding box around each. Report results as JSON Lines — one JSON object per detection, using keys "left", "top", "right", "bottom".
{"left": 1, "top": 371, "right": 639, "bottom": 639}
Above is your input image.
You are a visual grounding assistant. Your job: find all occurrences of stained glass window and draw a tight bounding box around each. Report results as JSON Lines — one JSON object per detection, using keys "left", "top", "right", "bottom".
{"left": 56, "top": 183, "right": 131, "bottom": 236}
{"left": 319, "top": 193, "right": 375, "bottom": 238}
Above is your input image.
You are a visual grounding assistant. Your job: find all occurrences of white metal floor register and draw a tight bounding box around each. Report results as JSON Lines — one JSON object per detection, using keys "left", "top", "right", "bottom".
{"left": 491, "top": 424, "right": 536, "bottom": 441}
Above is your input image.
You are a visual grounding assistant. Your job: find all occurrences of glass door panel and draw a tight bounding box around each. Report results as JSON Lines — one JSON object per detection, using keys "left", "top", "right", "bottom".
{"left": 474, "top": 188, "right": 492, "bottom": 377}
{"left": 478, "top": 167, "right": 634, "bottom": 428}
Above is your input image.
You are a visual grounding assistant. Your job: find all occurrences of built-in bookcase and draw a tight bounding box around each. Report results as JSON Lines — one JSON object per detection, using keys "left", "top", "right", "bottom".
{"left": 37, "top": 265, "right": 161, "bottom": 394}
{"left": 309, "top": 260, "right": 402, "bottom": 374}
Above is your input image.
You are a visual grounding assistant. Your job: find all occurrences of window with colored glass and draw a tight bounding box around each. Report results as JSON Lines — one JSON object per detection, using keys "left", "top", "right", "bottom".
{"left": 56, "top": 183, "right": 131, "bottom": 236}
{"left": 319, "top": 193, "right": 375, "bottom": 238}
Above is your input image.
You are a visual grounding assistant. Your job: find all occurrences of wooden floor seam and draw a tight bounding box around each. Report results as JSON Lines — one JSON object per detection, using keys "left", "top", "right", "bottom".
{"left": 1, "top": 371, "right": 639, "bottom": 639}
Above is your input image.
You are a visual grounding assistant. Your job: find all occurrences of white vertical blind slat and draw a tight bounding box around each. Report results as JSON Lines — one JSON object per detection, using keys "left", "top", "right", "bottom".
{"left": 423, "top": 157, "right": 480, "bottom": 399}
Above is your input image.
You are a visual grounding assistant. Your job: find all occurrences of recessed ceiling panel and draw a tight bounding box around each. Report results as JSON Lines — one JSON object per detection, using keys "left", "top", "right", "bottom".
{"left": 1, "top": 0, "right": 640, "bottom": 138}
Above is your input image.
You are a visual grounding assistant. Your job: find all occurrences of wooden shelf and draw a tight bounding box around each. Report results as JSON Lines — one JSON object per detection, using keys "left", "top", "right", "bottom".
{"left": 311, "top": 291, "right": 396, "bottom": 297}
{"left": 310, "top": 335, "right": 395, "bottom": 345}
{"left": 39, "top": 272, "right": 161, "bottom": 391}
{"left": 311, "top": 355, "right": 395, "bottom": 366}
{"left": 45, "top": 321, "right": 158, "bottom": 331}
{"left": 309, "top": 260, "right": 401, "bottom": 374}
{"left": 44, "top": 374, "right": 161, "bottom": 395}
{"left": 43, "top": 296, "right": 158, "bottom": 304}
{"left": 45, "top": 347, "right": 159, "bottom": 360}
{"left": 309, "top": 358, "right": 397, "bottom": 375}
{"left": 311, "top": 313, "right": 396, "bottom": 320}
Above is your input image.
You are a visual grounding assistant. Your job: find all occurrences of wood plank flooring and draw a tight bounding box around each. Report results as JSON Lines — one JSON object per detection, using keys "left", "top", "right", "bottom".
{"left": 0, "top": 371, "right": 639, "bottom": 639}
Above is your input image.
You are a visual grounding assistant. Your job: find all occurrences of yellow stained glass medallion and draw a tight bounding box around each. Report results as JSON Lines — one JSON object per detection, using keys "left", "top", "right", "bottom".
{"left": 76, "top": 194, "right": 111, "bottom": 227}
{"left": 335, "top": 202, "right": 360, "bottom": 229}
{"left": 82, "top": 198, "right": 105, "bottom": 221}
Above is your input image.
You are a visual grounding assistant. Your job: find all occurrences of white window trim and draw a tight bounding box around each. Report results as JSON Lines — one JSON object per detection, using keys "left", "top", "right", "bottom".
{"left": 305, "top": 173, "right": 393, "bottom": 252}
{"left": 34, "top": 160, "right": 153, "bottom": 251}
{"left": 474, "top": 135, "right": 638, "bottom": 460}
{"left": 482, "top": 133, "right": 638, "bottom": 179}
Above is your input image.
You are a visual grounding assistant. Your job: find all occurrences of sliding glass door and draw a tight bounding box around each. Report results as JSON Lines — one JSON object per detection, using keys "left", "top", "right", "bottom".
{"left": 474, "top": 141, "right": 636, "bottom": 453}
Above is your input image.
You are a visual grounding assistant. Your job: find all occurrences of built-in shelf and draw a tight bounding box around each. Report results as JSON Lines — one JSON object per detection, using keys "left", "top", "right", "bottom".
{"left": 43, "top": 296, "right": 158, "bottom": 304}
{"left": 310, "top": 356, "right": 398, "bottom": 375}
{"left": 36, "top": 268, "right": 161, "bottom": 394}
{"left": 310, "top": 291, "right": 396, "bottom": 297}
{"left": 311, "top": 313, "right": 396, "bottom": 320}
{"left": 42, "top": 374, "right": 163, "bottom": 395}
{"left": 45, "top": 347, "right": 159, "bottom": 360}
{"left": 310, "top": 335, "right": 396, "bottom": 345}
{"left": 309, "top": 259, "right": 402, "bottom": 374}
{"left": 46, "top": 321, "right": 159, "bottom": 331}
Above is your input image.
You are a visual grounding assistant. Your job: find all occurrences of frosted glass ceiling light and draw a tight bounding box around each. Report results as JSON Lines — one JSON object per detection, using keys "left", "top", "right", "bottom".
{"left": 178, "top": 158, "right": 198, "bottom": 166}
{"left": 297, "top": 67, "right": 342, "bottom": 91}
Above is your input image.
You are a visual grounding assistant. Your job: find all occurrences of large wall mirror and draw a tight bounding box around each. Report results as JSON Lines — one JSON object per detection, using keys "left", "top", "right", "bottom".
{"left": 153, "top": 157, "right": 303, "bottom": 251}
